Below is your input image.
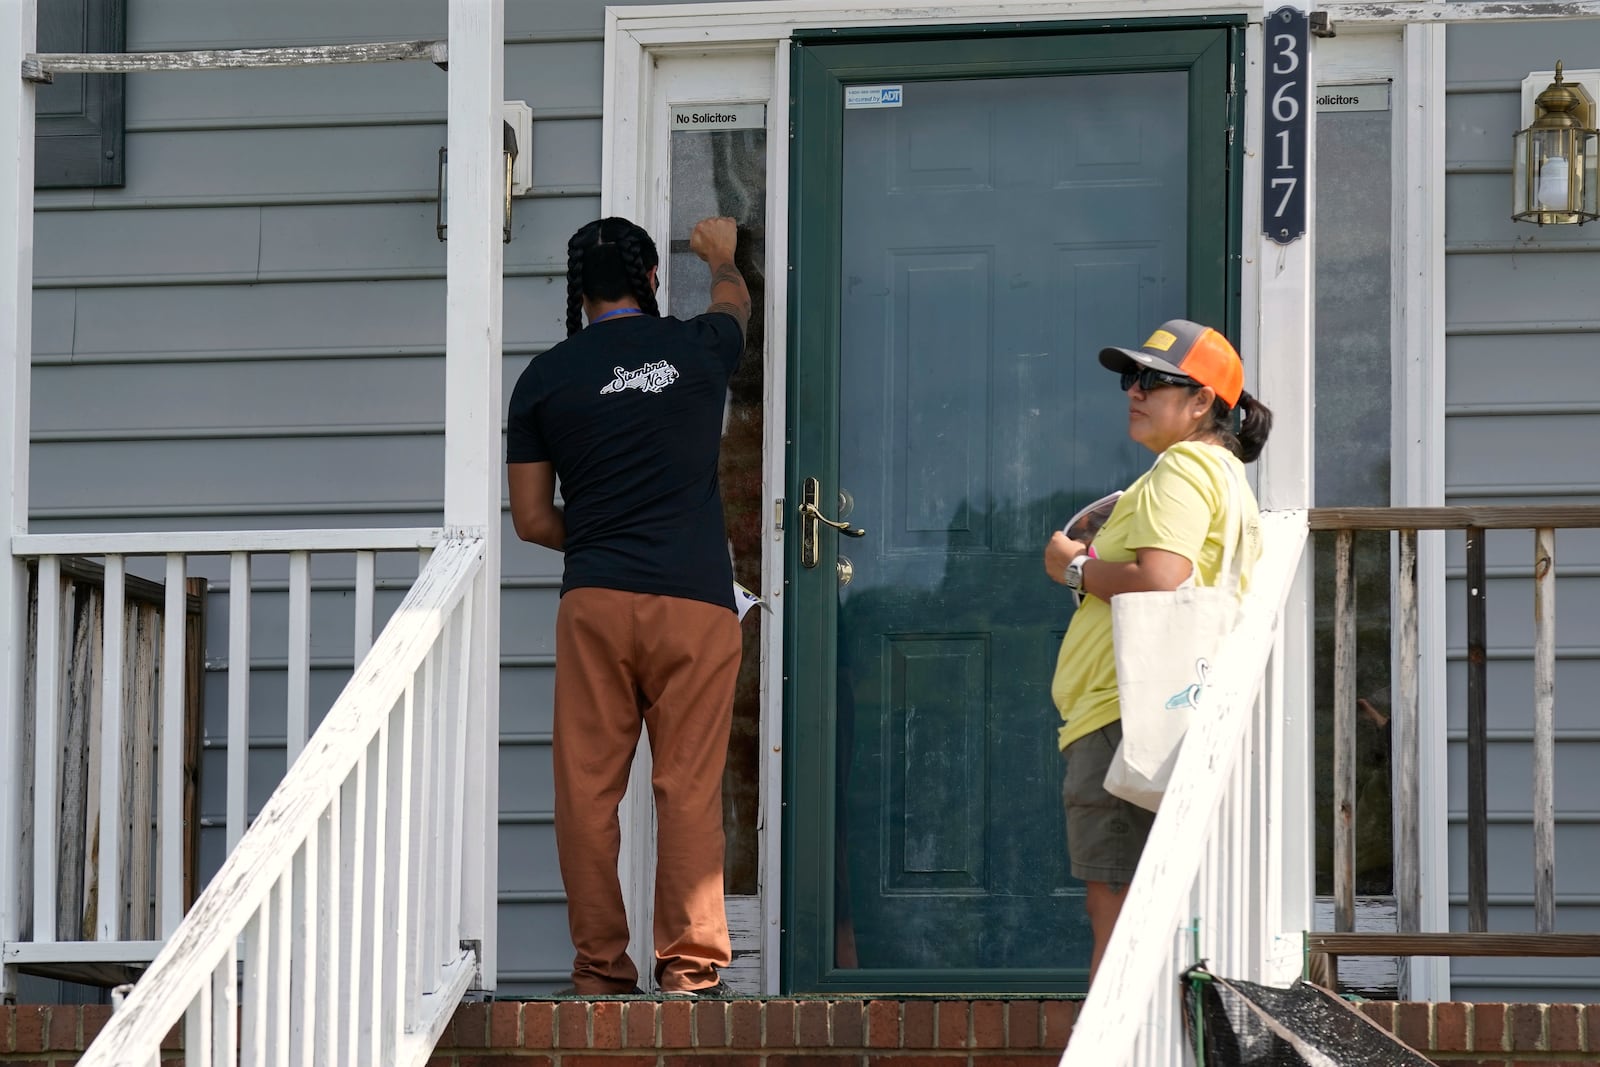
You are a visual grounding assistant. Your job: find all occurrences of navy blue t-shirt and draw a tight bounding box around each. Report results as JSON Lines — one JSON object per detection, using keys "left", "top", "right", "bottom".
{"left": 506, "top": 312, "right": 744, "bottom": 611}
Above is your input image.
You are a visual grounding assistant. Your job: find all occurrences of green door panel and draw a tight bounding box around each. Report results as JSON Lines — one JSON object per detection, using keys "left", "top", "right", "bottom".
{"left": 785, "top": 23, "right": 1243, "bottom": 995}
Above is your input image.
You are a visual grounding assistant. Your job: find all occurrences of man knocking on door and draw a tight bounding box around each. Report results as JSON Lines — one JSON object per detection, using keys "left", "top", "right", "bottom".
{"left": 506, "top": 215, "right": 750, "bottom": 999}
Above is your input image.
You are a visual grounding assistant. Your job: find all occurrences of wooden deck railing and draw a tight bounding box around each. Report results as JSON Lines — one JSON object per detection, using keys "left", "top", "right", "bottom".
{"left": 5, "top": 527, "right": 445, "bottom": 985}
{"left": 1306, "top": 505, "right": 1600, "bottom": 980}
{"left": 17, "top": 559, "right": 205, "bottom": 984}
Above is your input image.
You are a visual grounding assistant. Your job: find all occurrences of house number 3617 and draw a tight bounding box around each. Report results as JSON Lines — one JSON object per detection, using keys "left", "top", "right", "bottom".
{"left": 1262, "top": 7, "right": 1309, "bottom": 245}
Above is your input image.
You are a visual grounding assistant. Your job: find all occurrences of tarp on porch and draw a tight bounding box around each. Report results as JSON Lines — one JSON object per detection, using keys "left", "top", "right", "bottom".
{"left": 1182, "top": 968, "right": 1437, "bottom": 1066}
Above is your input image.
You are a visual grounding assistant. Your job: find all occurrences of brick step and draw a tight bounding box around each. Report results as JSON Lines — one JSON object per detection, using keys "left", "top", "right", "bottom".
{"left": 434, "top": 997, "right": 1081, "bottom": 1066}
{"left": 8, "top": 998, "right": 1600, "bottom": 1065}
{"left": 1357, "top": 1000, "right": 1600, "bottom": 1065}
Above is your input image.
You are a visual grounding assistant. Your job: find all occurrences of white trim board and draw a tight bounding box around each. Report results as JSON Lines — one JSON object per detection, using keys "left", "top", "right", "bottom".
{"left": 610, "top": 0, "right": 1600, "bottom": 40}
{"left": 759, "top": 36, "right": 793, "bottom": 996}
{"left": 0, "top": 0, "right": 39, "bottom": 1001}
{"left": 1326, "top": 0, "right": 1600, "bottom": 22}
{"left": 605, "top": 43, "right": 781, "bottom": 993}
{"left": 1392, "top": 22, "right": 1450, "bottom": 1002}
{"left": 615, "top": 0, "right": 1255, "bottom": 41}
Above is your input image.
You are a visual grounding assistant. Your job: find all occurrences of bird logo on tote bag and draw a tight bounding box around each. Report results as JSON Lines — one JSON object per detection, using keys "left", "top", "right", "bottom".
{"left": 1164, "top": 658, "right": 1211, "bottom": 711}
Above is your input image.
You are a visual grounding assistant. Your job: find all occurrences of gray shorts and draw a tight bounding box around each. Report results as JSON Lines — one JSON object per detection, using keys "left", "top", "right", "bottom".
{"left": 1062, "top": 720, "right": 1156, "bottom": 886}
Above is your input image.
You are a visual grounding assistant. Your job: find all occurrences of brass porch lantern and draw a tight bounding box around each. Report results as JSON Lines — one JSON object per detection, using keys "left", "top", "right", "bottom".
{"left": 437, "top": 120, "right": 519, "bottom": 242}
{"left": 1513, "top": 62, "right": 1600, "bottom": 225}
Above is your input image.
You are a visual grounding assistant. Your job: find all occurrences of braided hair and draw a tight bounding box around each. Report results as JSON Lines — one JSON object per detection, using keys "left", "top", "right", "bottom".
{"left": 563, "top": 217, "right": 660, "bottom": 336}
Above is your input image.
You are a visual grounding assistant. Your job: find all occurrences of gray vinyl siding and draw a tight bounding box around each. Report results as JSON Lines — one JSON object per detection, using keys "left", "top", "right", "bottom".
{"left": 27, "top": 0, "right": 724, "bottom": 998}
{"left": 1444, "top": 19, "right": 1600, "bottom": 1003}
{"left": 38, "top": 0, "right": 1600, "bottom": 1007}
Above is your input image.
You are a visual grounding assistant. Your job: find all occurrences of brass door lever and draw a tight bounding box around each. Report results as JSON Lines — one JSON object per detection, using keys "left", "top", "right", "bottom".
{"left": 799, "top": 476, "right": 865, "bottom": 567}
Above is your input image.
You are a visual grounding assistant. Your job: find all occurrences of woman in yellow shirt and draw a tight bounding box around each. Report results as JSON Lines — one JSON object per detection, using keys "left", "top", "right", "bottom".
{"left": 1042, "top": 319, "right": 1274, "bottom": 982}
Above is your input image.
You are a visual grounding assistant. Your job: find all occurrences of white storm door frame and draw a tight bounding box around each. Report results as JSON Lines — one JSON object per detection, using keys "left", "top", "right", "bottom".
{"left": 603, "top": 42, "right": 784, "bottom": 992}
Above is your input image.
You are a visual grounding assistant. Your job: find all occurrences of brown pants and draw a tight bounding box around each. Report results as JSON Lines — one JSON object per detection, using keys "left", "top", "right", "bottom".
{"left": 552, "top": 587, "right": 742, "bottom": 994}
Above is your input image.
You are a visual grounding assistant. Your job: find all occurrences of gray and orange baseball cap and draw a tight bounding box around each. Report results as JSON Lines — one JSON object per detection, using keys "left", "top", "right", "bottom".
{"left": 1098, "top": 318, "right": 1244, "bottom": 409}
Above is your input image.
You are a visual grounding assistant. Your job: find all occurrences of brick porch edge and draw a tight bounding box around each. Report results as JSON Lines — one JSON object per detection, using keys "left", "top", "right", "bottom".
{"left": 2, "top": 1000, "right": 1598, "bottom": 1065}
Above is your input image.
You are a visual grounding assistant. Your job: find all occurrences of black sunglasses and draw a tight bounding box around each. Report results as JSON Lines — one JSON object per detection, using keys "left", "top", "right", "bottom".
{"left": 1120, "top": 367, "right": 1198, "bottom": 393}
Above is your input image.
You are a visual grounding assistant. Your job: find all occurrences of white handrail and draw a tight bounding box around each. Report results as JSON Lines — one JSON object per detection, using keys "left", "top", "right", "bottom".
{"left": 1061, "top": 509, "right": 1310, "bottom": 1065}
{"left": 12, "top": 527, "right": 445, "bottom": 557}
{"left": 77, "top": 535, "right": 486, "bottom": 1067}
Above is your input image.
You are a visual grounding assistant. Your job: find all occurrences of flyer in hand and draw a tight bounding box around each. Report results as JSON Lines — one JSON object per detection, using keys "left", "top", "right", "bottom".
{"left": 734, "top": 581, "right": 769, "bottom": 622}
{"left": 1062, "top": 490, "right": 1123, "bottom": 545}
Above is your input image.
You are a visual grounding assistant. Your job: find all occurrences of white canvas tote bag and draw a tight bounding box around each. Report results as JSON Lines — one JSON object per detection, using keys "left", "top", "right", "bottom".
{"left": 1102, "top": 456, "right": 1247, "bottom": 811}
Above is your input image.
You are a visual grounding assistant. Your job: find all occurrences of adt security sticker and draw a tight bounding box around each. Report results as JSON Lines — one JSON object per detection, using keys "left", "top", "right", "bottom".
{"left": 845, "top": 85, "right": 903, "bottom": 109}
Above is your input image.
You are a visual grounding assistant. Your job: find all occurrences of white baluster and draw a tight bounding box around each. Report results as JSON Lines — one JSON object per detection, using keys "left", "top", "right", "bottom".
{"left": 1261, "top": 647, "right": 1281, "bottom": 983}
{"left": 415, "top": 647, "right": 439, "bottom": 997}
{"left": 1245, "top": 698, "right": 1265, "bottom": 979}
{"left": 291, "top": 833, "right": 317, "bottom": 1067}
{"left": 187, "top": 972, "right": 213, "bottom": 1067}
{"left": 228, "top": 552, "right": 252, "bottom": 852}
{"left": 99, "top": 554, "right": 126, "bottom": 941}
{"left": 447, "top": 586, "right": 475, "bottom": 939}
{"left": 385, "top": 684, "right": 417, "bottom": 1064}
{"left": 287, "top": 551, "right": 311, "bottom": 763}
{"left": 214, "top": 940, "right": 238, "bottom": 1067}
{"left": 241, "top": 908, "right": 266, "bottom": 1067}
{"left": 354, "top": 550, "right": 376, "bottom": 662}
{"left": 460, "top": 564, "right": 496, "bottom": 998}
{"left": 365, "top": 722, "right": 390, "bottom": 1067}
{"left": 339, "top": 764, "right": 365, "bottom": 1067}
{"left": 1203, "top": 825, "right": 1216, "bottom": 966}
{"left": 271, "top": 876, "right": 291, "bottom": 1067}
{"left": 160, "top": 554, "right": 186, "bottom": 935}
{"left": 319, "top": 797, "right": 339, "bottom": 1063}
{"left": 33, "top": 555, "right": 60, "bottom": 942}
{"left": 1229, "top": 767, "right": 1245, "bottom": 973}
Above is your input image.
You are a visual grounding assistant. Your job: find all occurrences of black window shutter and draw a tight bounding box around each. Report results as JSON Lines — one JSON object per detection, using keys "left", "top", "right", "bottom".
{"left": 34, "top": 0, "right": 126, "bottom": 189}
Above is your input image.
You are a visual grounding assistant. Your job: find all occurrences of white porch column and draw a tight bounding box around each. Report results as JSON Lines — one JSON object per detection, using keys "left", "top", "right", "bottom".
{"left": 1249, "top": 2, "right": 1318, "bottom": 978}
{"left": 0, "top": 0, "right": 39, "bottom": 1000}
{"left": 444, "top": 0, "right": 505, "bottom": 993}
{"left": 1254, "top": 14, "right": 1315, "bottom": 510}
{"left": 1394, "top": 21, "right": 1450, "bottom": 1002}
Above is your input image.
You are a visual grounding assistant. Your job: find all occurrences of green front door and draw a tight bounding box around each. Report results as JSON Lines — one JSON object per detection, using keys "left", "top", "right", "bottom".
{"left": 784, "top": 24, "right": 1241, "bottom": 993}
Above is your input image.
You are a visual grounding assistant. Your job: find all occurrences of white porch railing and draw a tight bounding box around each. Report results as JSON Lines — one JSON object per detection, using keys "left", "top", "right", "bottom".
{"left": 1061, "top": 509, "right": 1311, "bottom": 1066}
{"left": 5, "top": 527, "right": 446, "bottom": 982}
{"left": 67, "top": 533, "right": 486, "bottom": 1067}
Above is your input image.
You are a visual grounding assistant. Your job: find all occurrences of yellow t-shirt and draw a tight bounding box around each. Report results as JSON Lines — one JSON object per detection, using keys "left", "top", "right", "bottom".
{"left": 1051, "top": 441, "right": 1261, "bottom": 751}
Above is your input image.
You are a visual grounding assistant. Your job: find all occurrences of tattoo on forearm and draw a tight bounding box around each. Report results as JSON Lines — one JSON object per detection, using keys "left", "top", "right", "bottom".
{"left": 709, "top": 261, "right": 751, "bottom": 332}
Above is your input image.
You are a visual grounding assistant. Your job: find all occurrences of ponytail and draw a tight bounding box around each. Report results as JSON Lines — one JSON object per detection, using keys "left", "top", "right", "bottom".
{"left": 1205, "top": 389, "right": 1273, "bottom": 464}
{"left": 1234, "top": 391, "right": 1273, "bottom": 463}
{"left": 562, "top": 217, "right": 660, "bottom": 336}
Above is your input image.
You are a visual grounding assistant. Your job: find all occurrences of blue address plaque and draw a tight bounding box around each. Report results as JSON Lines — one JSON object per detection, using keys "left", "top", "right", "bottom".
{"left": 1262, "top": 7, "right": 1310, "bottom": 245}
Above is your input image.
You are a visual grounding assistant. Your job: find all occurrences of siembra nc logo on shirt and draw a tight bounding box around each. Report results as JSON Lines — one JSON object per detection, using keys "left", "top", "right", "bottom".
{"left": 600, "top": 360, "right": 680, "bottom": 395}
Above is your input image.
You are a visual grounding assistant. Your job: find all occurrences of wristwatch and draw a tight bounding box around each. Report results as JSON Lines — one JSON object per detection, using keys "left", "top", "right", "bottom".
{"left": 1063, "top": 554, "right": 1090, "bottom": 592}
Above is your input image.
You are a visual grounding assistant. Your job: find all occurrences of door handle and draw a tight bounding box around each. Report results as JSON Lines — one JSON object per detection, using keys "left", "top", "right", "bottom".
{"left": 799, "top": 476, "right": 865, "bottom": 568}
